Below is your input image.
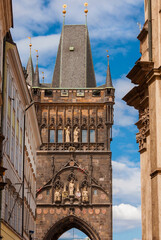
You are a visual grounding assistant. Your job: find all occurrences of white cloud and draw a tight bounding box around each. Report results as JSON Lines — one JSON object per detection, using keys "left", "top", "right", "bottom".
{"left": 112, "top": 158, "right": 141, "bottom": 205}
{"left": 113, "top": 76, "right": 138, "bottom": 126}
{"left": 16, "top": 34, "right": 60, "bottom": 67}
{"left": 113, "top": 204, "right": 141, "bottom": 232}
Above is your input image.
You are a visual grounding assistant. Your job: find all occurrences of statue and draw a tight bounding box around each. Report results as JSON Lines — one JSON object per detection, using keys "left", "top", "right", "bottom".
{"left": 69, "top": 179, "right": 75, "bottom": 197}
{"left": 65, "top": 126, "right": 70, "bottom": 142}
{"left": 54, "top": 188, "right": 61, "bottom": 203}
{"left": 74, "top": 127, "right": 80, "bottom": 142}
{"left": 82, "top": 186, "right": 89, "bottom": 203}
{"left": 75, "top": 183, "right": 81, "bottom": 199}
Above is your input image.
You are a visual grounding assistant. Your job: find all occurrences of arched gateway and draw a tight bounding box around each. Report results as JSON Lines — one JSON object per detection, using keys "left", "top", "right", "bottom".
{"left": 34, "top": 24, "right": 114, "bottom": 240}
{"left": 44, "top": 215, "right": 100, "bottom": 240}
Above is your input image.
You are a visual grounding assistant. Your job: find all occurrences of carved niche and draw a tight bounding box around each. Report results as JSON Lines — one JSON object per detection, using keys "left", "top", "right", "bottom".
{"left": 136, "top": 108, "right": 149, "bottom": 152}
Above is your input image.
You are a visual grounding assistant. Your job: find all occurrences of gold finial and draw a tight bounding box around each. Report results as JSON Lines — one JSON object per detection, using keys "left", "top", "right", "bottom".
{"left": 84, "top": 2, "right": 88, "bottom": 25}
{"left": 35, "top": 50, "right": 39, "bottom": 65}
{"left": 28, "top": 37, "right": 32, "bottom": 56}
{"left": 62, "top": 4, "right": 67, "bottom": 25}
{"left": 106, "top": 50, "right": 110, "bottom": 64}
{"left": 42, "top": 72, "right": 45, "bottom": 83}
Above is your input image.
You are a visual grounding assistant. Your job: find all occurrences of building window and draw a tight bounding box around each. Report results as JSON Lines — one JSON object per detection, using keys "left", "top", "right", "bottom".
{"left": 46, "top": 189, "right": 50, "bottom": 195}
{"left": 58, "top": 130, "right": 63, "bottom": 143}
{"left": 50, "top": 129, "right": 55, "bottom": 143}
{"left": 82, "top": 130, "right": 87, "bottom": 143}
{"left": 90, "top": 129, "right": 95, "bottom": 142}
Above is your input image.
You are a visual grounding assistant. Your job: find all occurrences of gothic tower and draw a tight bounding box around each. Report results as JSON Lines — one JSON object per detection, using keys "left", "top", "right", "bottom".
{"left": 32, "top": 24, "right": 114, "bottom": 240}
{"left": 123, "top": 0, "right": 161, "bottom": 239}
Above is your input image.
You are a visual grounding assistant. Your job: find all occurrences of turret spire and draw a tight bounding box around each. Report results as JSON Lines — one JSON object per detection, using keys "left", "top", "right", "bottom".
{"left": 106, "top": 51, "right": 113, "bottom": 87}
{"left": 26, "top": 37, "right": 34, "bottom": 86}
{"left": 33, "top": 50, "right": 40, "bottom": 87}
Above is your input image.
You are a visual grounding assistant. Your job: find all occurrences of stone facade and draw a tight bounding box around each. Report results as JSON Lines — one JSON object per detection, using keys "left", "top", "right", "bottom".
{"left": 34, "top": 87, "right": 114, "bottom": 240}
{"left": 123, "top": 0, "right": 161, "bottom": 239}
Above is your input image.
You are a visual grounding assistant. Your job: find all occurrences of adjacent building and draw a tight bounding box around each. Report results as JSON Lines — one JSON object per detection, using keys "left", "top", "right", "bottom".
{"left": 0, "top": 0, "right": 13, "bottom": 189}
{"left": 0, "top": 2, "right": 41, "bottom": 239}
{"left": 123, "top": 0, "right": 161, "bottom": 239}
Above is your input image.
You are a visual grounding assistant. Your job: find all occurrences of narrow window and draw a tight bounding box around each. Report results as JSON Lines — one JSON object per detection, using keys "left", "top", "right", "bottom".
{"left": 82, "top": 130, "right": 87, "bottom": 143}
{"left": 46, "top": 190, "right": 50, "bottom": 195}
{"left": 90, "top": 129, "right": 95, "bottom": 143}
{"left": 58, "top": 130, "right": 63, "bottom": 143}
{"left": 50, "top": 130, "right": 55, "bottom": 143}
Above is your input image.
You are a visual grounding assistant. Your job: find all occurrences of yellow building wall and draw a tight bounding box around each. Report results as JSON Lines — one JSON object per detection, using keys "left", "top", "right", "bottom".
{"left": 1, "top": 222, "right": 21, "bottom": 240}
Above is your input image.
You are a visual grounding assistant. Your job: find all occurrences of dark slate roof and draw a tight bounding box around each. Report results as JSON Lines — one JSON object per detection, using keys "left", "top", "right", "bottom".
{"left": 106, "top": 60, "right": 113, "bottom": 87}
{"left": 26, "top": 55, "right": 34, "bottom": 86}
{"left": 52, "top": 25, "right": 96, "bottom": 88}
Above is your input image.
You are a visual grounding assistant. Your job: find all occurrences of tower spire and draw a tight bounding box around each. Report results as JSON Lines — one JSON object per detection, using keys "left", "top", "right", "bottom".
{"left": 106, "top": 51, "right": 113, "bottom": 87}
{"left": 33, "top": 50, "right": 40, "bottom": 87}
{"left": 26, "top": 37, "right": 34, "bottom": 86}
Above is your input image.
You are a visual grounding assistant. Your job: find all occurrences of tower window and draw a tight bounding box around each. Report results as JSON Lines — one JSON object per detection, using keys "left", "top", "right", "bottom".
{"left": 82, "top": 130, "right": 87, "bottom": 143}
{"left": 50, "top": 130, "right": 55, "bottom": 143}
{"left": 45, "top": 90, "right": 53, "bottom": 97}
{"left": 90, "top": 129, "right": 95, "bottom": 143}
{"left": 58, "top": 130, "right": 63, "bottom": 143}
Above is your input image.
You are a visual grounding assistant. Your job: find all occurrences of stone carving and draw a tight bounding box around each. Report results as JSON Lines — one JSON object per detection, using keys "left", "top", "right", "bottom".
{"left": 82, "top": 186, "right": 89, "bottom": 203}
{"left": 53, "top": 176, "right": 63, "bottom": 203}
{"left": 69, "top": 179, "right": 75, "bottom": 197}
{"left": 65, "top": 126, "right": 70, "bottom": 142}
{"left": 83, "top": 117, "right": 87, "bottom": 124}
{"left": 50, "top": 117, "right": 55, "bottom": 124}
{"left": 67, "top": 118, "right": 71, "bottom": 124}
{"left": 54, "top": 188, "right": 61, "bottom": 203}
{"left": 136, "top": 108, "right": 149, "bottom": 151}
{"left": 74, "top": 127, "right": 80, "bottom": 142}
{"left": 75, "top": 183, "right": 81, "bottom": 199}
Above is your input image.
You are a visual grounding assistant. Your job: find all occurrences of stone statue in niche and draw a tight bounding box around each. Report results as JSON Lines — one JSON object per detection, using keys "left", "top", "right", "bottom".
{"left": 65, "top": 126, "right": 70, "bottom": 142}
{"left": 75, "top": 183, "right": 81, "bottom": 199}
{"left": 62, "top": 183, "right": 68, "bottom": 199}
{"left": 54, "top": 187, "right": 61, "bottom": 203}
{"left": 69, "top": 179, "right": 75, "bottom": 197}
{"left": 74, "top": 127, "right": 80, "bottom": 142}
{"left": 82, "top": 186, "right": 89, "bottom": 203}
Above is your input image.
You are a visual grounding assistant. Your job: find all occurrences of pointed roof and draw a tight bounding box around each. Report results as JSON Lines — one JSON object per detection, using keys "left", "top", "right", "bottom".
{"left": 33, "top": 63, "right": 40, "bottom": 87}
{"left": 52, "top": 25, "right": 96, "bottom": 88}
{"left": 106, "top": 58, "right": 113, "bottom": 87}
{"left": 26, "top": 55, "right": 34, "bottom": 86}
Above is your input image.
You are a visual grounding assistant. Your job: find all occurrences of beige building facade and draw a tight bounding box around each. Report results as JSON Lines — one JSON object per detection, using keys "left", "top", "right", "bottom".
{"left": 123, "top": 0, "right": 161, "bottom": 239}
{"left": 0, "top": 1, "right": 41, "bottom": 239}
{"left": 1, "top": 36, "right": 41, "bottom": 239}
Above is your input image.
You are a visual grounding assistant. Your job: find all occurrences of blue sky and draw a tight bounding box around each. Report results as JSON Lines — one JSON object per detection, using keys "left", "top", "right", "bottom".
{"left": 11, "top": 0, "right": 144, "bottom": 239}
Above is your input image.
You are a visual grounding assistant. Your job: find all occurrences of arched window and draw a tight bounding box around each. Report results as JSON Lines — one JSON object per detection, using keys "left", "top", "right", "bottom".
{"left": 90, "top": 129, "right": 95, "bottom": 142}
{"left": 49, "top": 129, "right": 55, "bottom": 143}
{"left": 89, "top": 125, "right": 95, "bottom": 143}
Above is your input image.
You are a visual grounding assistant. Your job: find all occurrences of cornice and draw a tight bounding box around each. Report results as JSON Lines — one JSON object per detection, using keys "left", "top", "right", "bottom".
{"left": 126, "top": 60, "right": 154, "bottom": 85}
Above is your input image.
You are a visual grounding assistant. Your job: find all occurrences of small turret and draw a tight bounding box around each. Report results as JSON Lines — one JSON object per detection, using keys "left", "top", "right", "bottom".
{"left": 106, "top": 54, "right": 113, "bottom": 88}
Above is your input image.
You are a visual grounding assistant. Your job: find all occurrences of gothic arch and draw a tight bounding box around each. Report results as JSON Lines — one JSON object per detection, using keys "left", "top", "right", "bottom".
{"left": 43, "top": 215, "right": 101, "bottom": 240}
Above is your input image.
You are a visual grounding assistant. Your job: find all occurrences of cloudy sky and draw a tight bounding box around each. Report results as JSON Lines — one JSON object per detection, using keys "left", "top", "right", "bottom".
{"left": 11, "top": 0, "right": 144, "bottom": 239}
